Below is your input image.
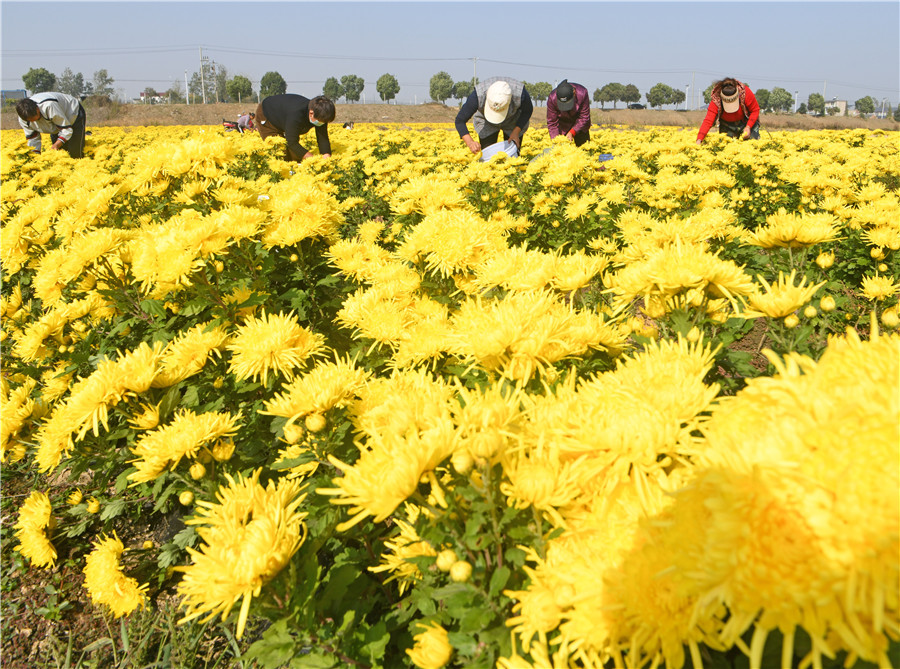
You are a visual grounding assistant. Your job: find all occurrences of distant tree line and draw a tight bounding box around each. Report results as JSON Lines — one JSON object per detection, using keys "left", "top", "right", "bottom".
{"left": 19, "top": 65, "right": 896, "bottom": 118}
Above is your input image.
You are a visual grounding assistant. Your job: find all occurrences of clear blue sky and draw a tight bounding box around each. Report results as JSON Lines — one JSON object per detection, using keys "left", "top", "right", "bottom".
{"left": 2, "top": 1, "right": 898, "bottom": 109}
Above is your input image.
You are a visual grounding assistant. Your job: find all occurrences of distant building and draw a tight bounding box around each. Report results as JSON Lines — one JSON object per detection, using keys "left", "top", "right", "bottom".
{"left": 826, "top": 99, "right": 848, "bottom": 115}
{"left": 1, "top": 89, "right": 27, "bottom": 105}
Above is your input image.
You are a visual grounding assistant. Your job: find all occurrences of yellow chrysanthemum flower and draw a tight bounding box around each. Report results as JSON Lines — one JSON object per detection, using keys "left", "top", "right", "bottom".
{"left": 745, "top": 209, "right": 840, "bottom": 248}
{"left": 13, "top": 491, "right": 57, "bottom": 568}
{"left": 860, "top": 274, "right": 899, "bottom": 301}
{"left": 128, "top": 409, "right": 242, "bottom": 484}
{"left": 406, "top": 621, "right": 452, "bottom": 669}
{"left": 83, "top": 534, "right": 148, "bottom": 618}
{"left": 368, "top": 519, "right": 436, "bottom": 594}
{"left": 742, "top": 270, "right": 825, "bottom": 319}
{"left": 177, "top": 470, "right": 308, "bottom": 638}
{"left": 226, "top": 311, "right": 325, "bottom": 386}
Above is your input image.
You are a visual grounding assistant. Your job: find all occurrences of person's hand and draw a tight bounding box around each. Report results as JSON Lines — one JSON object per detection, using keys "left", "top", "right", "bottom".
{"left": 302, "top": 151, "right": 314, "bottom": 161}
{"left": 508, "top": 131, "right": 521, "bottom": 149}
{"left": 742, "top": 127, "right": 751, "bottom": 140}
{"left": 464, "top": 136, "right": 481, "bottom": 154}
{"left": 52, "top": 140, "right": 64, "bottom": 151}
{"left": 321, "top": 153, "right": 331, "bottom": 159}
{"left": 695, "top": 138, "right": 703, "bottom": 146}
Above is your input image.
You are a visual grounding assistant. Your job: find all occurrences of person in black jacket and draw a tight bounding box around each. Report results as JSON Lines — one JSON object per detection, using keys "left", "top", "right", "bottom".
{"left": 255, "top": 94, "right": 335, "bottom": 162}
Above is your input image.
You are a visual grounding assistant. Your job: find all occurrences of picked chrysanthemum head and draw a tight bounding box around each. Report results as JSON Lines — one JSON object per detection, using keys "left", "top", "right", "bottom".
{"left": 226, "top": 311, "right": 325, "bottom": 386}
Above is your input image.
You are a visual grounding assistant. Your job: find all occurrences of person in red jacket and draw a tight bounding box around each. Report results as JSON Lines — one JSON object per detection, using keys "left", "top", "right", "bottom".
{"left": 546, "top": 80, "right": 592, "bottom": 146}
{"left": 696, "top": 78, "right": 760, "bottom": 144}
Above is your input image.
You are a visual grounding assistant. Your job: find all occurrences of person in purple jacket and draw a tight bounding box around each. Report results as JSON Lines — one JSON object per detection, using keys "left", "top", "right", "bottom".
{"left": 546, "top": 80, "right": 592, "bottom": 147}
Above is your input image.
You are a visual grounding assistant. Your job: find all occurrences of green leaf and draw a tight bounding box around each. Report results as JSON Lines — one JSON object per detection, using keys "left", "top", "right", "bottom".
{"left": 140, "top": 299, "right": 167, "bottom": 319}
{"left": 488, "top": 566, "right": 510, "bottom": 598}
{"left": 242, "top": 619, "right": 298, "bottom": 669}
{"left": 289, "top": 651, "right": 337, "bottom": 669}
{"left": 172, "top": 526, "right": 197, "bottom": 549}
{"left": 99, "top": 498, "right": 126, "bottom": 521}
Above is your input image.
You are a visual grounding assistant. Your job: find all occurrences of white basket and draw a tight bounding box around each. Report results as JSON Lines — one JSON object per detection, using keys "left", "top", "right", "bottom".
{"left": 480, "top": 140, "right": 519, "bottom": 161}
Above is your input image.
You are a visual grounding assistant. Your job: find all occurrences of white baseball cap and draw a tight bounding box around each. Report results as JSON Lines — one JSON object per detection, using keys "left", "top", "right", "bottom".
{"left": 484, "top": 81, "right": 512, "bottom": 124}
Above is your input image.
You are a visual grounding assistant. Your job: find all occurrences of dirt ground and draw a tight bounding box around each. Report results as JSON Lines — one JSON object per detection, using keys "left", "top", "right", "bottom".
{"left": 2, "top": 101, "right": 897, "bottom": 132}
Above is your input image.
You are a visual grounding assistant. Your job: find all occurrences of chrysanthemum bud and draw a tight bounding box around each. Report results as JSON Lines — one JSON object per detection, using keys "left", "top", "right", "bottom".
{"left": 784, "top": 313, "right": 800, "bottom": 328}
{"left": 449, "top": 560, "right": 472, "bottom": 583}
{"left": 451, "top": 451, "right": 473, "bottom": 475}
{"left": 67, "top": 490, "right": 83, "bottom": 506}
{"left": 815, "top": 251, "right": 835, "bottom": 269}
{"left": 686, "top": 326, "right": 701, "bottom": 343}
{"left": 803, "top": 305, "right": 818, "bottom": 318}
{"left": 179, "top": 491, "right": 194, "bottom": 506}
{"left": 870, "top": 247, "right": 885, "bottom": 260}
{"left": 820, "top": 295, "right": 836, "bottom": 312}
{"left": 436, "top": 550, "right": 457, "bottom": 572}
{"left": 87, "top": 497, "right": 101, "bottom": 514}
{"left": 283, "top": 423, "right": 305, "bottom": 444}
{"left": 882, "top": 308, "right": 899, "bottom": 329}
{"left": 305, "top": 413, "right": 326, "bottom": 433}
{"left": 189, "top": 463, "right": 207, "bottom": 480}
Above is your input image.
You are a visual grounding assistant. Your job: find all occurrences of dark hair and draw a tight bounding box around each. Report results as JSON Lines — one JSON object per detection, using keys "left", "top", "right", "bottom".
{"left": 16, "top": 98, "right": 39, "bottom": 121}
{"left": 712, "top": 77, "right": 739, "bottom": 96}
{"left": 309, "top": 96, "right": 336, "bottom": 123}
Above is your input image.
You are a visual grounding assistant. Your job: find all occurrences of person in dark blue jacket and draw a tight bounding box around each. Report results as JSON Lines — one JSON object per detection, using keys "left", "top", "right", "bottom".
{"left": 255, "top": 94, "right": 334, "bottom": 161}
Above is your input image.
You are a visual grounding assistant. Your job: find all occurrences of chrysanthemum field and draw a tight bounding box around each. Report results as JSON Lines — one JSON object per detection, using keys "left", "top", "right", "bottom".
{"left": 1, "top": 122, "right": 898, "bottom": 669}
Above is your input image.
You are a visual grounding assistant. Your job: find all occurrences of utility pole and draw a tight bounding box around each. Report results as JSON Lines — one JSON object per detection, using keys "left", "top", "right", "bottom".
{"left": 211, "top": 61, "right": 219, "bottom": 103}
{"left": 794, "top": 90, "right": 799, "bottom": 113}
{"left": 200, "top": 47, "right": 208, "bottom": 104}
{"left": 185, "top": 70, "right": 189, "bottom": 105}
{"left": 685, "top": 84, "right": 689, "bottom": 111}
{"left": 690, "top": 71, "right": 695, "bottom": 110}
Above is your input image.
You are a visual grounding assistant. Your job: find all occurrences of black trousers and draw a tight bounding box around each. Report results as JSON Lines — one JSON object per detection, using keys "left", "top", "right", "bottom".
{"left": 719, "top": 117, "right": 760, "bottom": 140}
{"left": 51, "top": 105, "right": 86, "bottom": 158}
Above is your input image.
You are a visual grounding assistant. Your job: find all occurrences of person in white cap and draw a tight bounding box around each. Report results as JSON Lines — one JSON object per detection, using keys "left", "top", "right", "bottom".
{"left": 696, "top": 77, "right": 761, "bottom": 144}
{"left": 455, "top": 77, "right": 533, "bottom": 154}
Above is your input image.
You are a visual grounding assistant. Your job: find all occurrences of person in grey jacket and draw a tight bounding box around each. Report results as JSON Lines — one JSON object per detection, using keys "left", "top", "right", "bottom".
{"left": 455, "top": 77, "right": 533, "bottom": 154}
{"left": 16, "top": 92, "right": 87, "bottom": 158}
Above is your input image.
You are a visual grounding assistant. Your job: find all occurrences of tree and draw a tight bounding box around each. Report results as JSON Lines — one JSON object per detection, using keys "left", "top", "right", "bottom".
{"left": 770, "top": 87, "right": 793, "bottom": 113}
{"left": 703, "top": 83, "right": 714, "bottom": 105}
{"left": 260, "top": 71, "right": 287, "bottom": 98}
{"left": 165, "top": 81, "right": 185, "bottom": 104}
{"left": 92, "top": 69, "right": 115, "bottom": 97}
{"left": 141, "top": 87, "right": 159, "bottom": 102}
{"left": 323, "top": 77, "right": 344, "bottom": 101}
{"left": 797, "top": 102, "right": 808, "bottom": 115}
{"left": 670, "top": 88, "right": 686, "bottom": 108}
{"left": 529, "top": 82, "right": 552, "bottom": 106}
{"left": 226, "top": 75, "right": 254, "bottom": 104}
{"left": 595, "top": 86, "right": 613, "bottom": 110}
{"left": 452, "top": 80, "right": 473, "bottom": 103}
{"left": 429, "top": 71, "right": 454, "bottom": 103}
{"left": 646, "top": 83, "right": 675, "bottom": 109}
{"left": 755, "top": 88, "right": 771, "bottom": 112}
{"left": 23, "top": 67, "right": 56, "bottom": 94}
{"left": 341, "top": 75, "right": 365, "bottom": 103}
{"left": 622, "top": 84, "right": 641, "bottom": 106}
{"left": 826, "top": 105, "right": 840, "bottom": 116}
{"left": 599, "top": 82, "right": 625, "bottom": 109}
{"left": 376, "top": 73, "right": 400, "bottom": 103}
{"left": 893, "top": 105, "right": 900, "bottom": 122}
{"left": 854, "top": 96, "right": 876, "bottom": 117}
{"left": 807, "top": 93, "right": 825, "bottom": 116}
{"left": 57, "top": 68, "right": 85, "bottom": 97}
{"left": 213, "top": 64, "right": 228, "bottom": 102}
